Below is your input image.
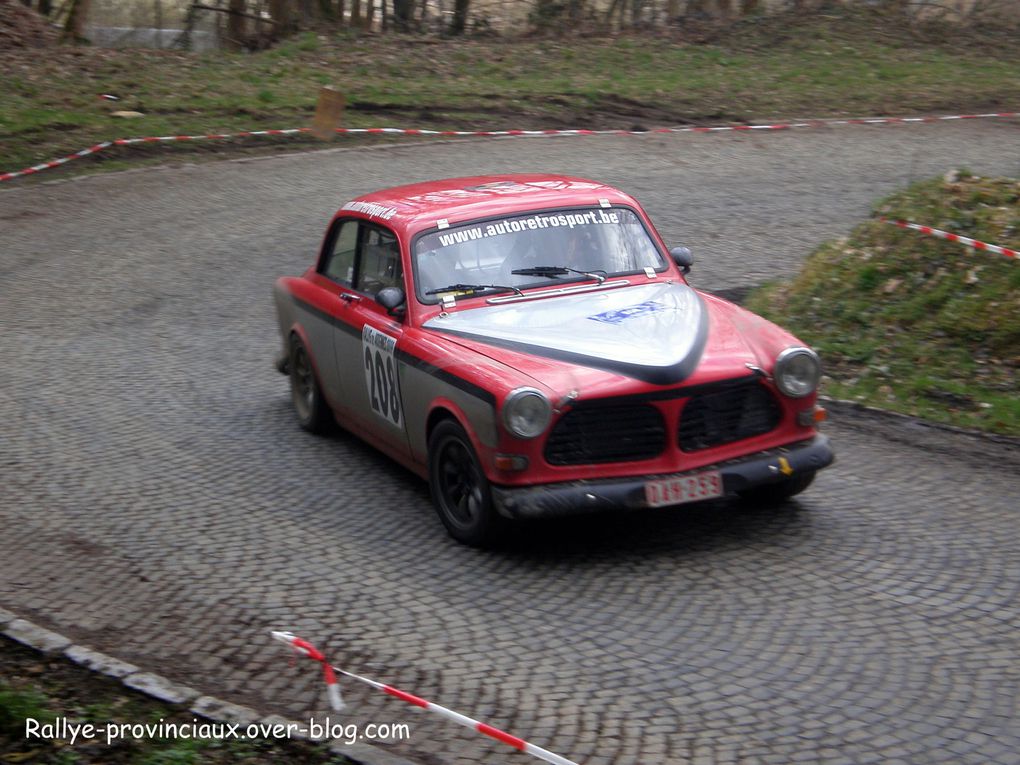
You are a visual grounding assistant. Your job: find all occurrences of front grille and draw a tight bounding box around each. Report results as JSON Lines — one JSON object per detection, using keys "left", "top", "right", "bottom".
{"left": 545, "top": 404, "right": 665, "bottom": 465}
{"left": 678, "top": 382, "right": 781, "bottom": 452}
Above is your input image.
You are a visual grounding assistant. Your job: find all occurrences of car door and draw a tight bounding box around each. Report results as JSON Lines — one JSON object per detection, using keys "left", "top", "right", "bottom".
{"left": 301, "top": 217, "right": 361, "bottom": 419}
{"left": 331, "top": 220, "right": 412, "bottom": 458}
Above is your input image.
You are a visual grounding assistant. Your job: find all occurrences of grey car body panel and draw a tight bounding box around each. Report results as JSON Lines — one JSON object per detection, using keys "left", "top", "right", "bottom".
{"left": 273, "top": 283, "right": 344, "bottom": 412}
{"left": 280, "top": 290, "right": 503, "bottom": 468}
{"left": 423, "top": 281, "right": 707, "bottom": 385}
{"left": 399, "top": 357, "right": 499, "bottom": 465}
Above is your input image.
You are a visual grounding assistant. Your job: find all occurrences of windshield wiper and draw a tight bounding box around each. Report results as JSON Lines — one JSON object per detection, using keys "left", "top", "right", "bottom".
{"left": 425, "top": 283, "right": 524, "bottom": 297}
{"left": 511, "top": 265, "right": 607, "bottom": 284}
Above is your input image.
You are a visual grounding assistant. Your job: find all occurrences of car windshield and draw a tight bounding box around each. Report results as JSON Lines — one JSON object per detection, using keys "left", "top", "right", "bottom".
{"left": 414, "top": 208, "right": 665, "bottom": 302}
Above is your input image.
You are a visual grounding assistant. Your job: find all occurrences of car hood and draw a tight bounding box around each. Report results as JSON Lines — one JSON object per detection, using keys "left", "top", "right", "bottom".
{"left": 422, "top": 281, "right": 781, "bottom": 393}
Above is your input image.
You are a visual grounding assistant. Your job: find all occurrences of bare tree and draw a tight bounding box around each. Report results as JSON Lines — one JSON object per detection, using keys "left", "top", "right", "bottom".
{"left": 61, "top": 0, "right": 92, "bottom": 41}
{"left": 269, "top": 0, "right": 294, "bottom": 34}
{"left": 604, "top": 0, "right": 624, "bottom": 28}
{"left": 449, "top": 0, "right": 469, "bottom": 33}
{"left": 629, "top": 0, "right": 641, "bottom": 25}
{"left": 153, "top": 0, "right": 162, "bottom": 45}
{"left": 225, "top": 0, "right": 245, "bottom": 48}
{"left": 392, "top": 0, "right": 412, "bottom": 30}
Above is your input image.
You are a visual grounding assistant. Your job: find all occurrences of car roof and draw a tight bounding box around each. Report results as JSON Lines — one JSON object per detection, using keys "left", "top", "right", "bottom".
{"left": 341, "top": 174, "right": 643, "bottom": 234}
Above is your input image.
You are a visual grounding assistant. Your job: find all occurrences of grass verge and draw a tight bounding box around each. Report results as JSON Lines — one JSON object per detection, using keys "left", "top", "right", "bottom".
{"left": 747, "top": 173, "right": 1020, "bottom": 437}
{"left": 0, "top": 637, "right": 350, "bottom": 764}
{"left": 2, "top": 6, "right": 1019, "bottom": 180}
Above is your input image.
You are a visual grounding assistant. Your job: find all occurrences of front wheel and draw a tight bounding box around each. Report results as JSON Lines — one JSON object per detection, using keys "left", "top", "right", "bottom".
{"left": 738, "top": 471, "right": 816, "bottom": 506}
{"left": 427, "top": 420, "right": 508, "bottom": 547}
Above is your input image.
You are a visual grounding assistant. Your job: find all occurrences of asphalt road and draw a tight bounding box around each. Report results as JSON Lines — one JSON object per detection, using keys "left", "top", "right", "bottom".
{"left": 2, "top": 121, "right": 1020, "bottom": 765}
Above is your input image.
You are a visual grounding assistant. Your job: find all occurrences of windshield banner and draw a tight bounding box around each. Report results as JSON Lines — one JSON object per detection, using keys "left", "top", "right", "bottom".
{"left": 436, "top": 210, "right": 621, "bottom": 248}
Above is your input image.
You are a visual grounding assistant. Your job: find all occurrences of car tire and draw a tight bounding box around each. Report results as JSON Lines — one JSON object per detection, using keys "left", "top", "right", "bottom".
{"left": 428, "top": 420, "right": 507, "bottom": 547}
{"left": 289, "top": 336, "right": 333, "bottom": 435}
{"left": 738, "top": 471, "right": 816, "bottom": 506}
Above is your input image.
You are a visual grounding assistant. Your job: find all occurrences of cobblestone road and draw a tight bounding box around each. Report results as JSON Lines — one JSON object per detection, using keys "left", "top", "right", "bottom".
{"left": 2, "top": 122, "right": 1019, "bottom": 764}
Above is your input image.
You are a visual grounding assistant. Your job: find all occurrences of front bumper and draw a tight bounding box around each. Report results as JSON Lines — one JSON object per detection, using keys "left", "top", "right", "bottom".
{"left": 491, "top": 434, "right": 834, "bottom": 520}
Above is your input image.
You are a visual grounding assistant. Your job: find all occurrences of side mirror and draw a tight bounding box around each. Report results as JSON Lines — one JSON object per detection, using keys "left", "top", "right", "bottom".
{"left": 376, "top": 286, "right": 406, "bottom": 316}
{"left": 670, "top": 246, "right": 693, "bottom": 274}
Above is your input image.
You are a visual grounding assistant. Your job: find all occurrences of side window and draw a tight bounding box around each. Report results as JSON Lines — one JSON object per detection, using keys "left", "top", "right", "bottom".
{"left": 321, "top": 220, "right": 358, "bottom": 286}
{"left": 356, "top": 226, "right": 402, "bottom": 296}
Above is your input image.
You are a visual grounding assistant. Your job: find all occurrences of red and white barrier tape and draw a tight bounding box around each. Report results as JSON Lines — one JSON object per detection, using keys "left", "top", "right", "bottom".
{"left": 271, "top": 631, "right": 580, "bottom": 765}
{"left": 0, "top": 129, "right": 309, "bottom": 183}
{"left": 879, "top": 217, "right": 1018, "bottom": 259}
{"left": 2, "top": 111, "right": 1016, "bottom": 184}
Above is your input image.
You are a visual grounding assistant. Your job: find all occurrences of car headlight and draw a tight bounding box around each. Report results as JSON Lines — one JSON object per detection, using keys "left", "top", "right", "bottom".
{"left": 774, "top": 347, "right": 821, "bottom": 398}
{"left": 502, "top": 387, "right": 552, "bottom": 439}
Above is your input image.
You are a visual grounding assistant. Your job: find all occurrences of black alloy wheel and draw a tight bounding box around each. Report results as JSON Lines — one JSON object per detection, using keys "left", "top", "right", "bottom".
{"left": 427, "top": 420, "right": 507, "bottom": 547}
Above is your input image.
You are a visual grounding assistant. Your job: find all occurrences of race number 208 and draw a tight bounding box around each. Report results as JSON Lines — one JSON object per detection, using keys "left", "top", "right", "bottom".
{"left": 362, "top": 325, "right": 403, "bottom": 429}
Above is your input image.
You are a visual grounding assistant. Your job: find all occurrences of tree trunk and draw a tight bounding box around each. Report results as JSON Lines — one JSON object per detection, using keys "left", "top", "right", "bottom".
{"left": 61, "top": 0, "right": 92, "bottom": 41}
{"left": 686, "top": 0, "right": 706, "bottom": 16}
{"left": 350, "top": 0, "right": 361, "bottom": 27}
{"left": 336, "top": 0, "right": 345, "bottom": 25}
{"left": 269, "top": 0, "right": 294, "bottom": 35}
{"left": 604, "top": 0, "right": 623, "bottom": 28}
{"left": 449, "top": 0, "right": 468, "bottom": 33}
{"left": 740, "top": 0, "right": 758, "bottom": 14}
{"left": 39, "top": 0, "right": 53, "bottom": 15}
{"left": 226, "top": 0, "right": 245, "bottom": 48}
{"left": 366, "top": 0, "right": 375, "bottom": 29}
{"left": 298, "top": 0, "right": 315, "bottom": 24}
{"left": 392, "top": 0, "right": 411, "bottom": 30}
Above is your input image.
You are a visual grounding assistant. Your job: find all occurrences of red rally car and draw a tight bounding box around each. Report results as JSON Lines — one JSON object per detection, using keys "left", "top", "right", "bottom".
{"left": 273, "top": 174, "right": 834, "bottom": 546}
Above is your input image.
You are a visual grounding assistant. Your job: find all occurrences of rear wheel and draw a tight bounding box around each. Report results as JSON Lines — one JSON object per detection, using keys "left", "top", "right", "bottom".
{"left": 428, "top": 420, "right": 507, "bottom": 547}
{"left": 738, "top": 471, "right": 815, "bottom": 506}
{"left": 289, "top": 336, "right": 333, "bottom": 434}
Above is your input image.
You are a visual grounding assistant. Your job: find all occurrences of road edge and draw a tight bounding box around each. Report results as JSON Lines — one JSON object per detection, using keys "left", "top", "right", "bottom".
{"left": 0, "top": 608, "right": 421, "bottom": 765}
{"left": 821, "top": 395, "right": 1020, "bottom": 448}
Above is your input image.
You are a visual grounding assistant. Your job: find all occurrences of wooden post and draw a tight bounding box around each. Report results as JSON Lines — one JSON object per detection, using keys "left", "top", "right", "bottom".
{"left": 311, "top": 87, "right": 346, "bottom": 141}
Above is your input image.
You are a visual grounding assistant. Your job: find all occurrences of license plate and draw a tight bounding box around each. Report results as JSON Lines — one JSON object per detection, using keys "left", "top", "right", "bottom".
{"left": 645, "top": 470, "right": 723, "bottom": 508}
